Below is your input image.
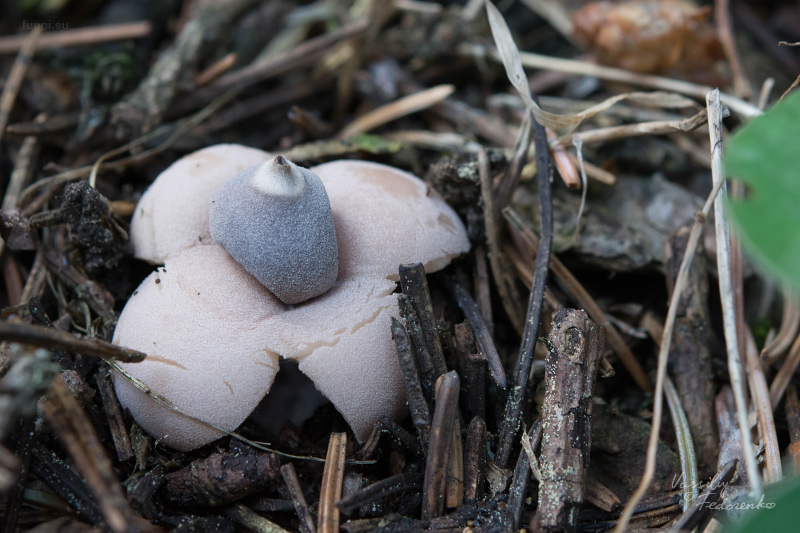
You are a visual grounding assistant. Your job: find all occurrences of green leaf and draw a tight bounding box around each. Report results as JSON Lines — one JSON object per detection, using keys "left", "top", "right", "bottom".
{"left": 724, "top": 90, "right": 800, "bottom": 292}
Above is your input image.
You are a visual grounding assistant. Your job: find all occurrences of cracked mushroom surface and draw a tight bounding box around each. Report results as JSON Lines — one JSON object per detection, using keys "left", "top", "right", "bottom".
{"left": 113, "top": 145, "right": 470, "bottom": 451}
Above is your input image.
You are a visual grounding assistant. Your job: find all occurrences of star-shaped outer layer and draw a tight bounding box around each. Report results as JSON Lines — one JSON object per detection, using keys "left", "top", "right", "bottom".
{"left": 113, "top": 145, "right": 471, "bottom": 451}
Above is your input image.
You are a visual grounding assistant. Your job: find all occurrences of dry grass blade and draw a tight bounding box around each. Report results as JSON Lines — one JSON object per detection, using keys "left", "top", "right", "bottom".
{"left": 511, "top": 51, "right": 762, "bottom": 119}
{"left": 0, "top": 22, "right": 151, "bottom": 54}
{"left": 318, "top": 433, "right": 347, "bottom": 533}
{"left": 337, "top": 85, "right": 454, "bottom": 139}
{"left": 557, "top": 108, "right": 708, "bottom": 147}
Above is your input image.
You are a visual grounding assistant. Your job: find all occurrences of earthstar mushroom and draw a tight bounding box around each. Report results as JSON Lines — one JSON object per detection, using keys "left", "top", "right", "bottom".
{"left": 113, "top": 147, "right": 470, "bottom": 450}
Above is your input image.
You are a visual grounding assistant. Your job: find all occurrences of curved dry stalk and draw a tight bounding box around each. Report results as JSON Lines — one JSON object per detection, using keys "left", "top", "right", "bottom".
{"left": 762, "top": 289, "right": 800, "bottom": 362}
{"left": 769, "top": 333, "right": 800, "bottom": 409}
{"left": 664, "top": 377, "right": 698, "bottom": 511}
{"left": 745, "top": 329, "right": 782, "bottom": 484}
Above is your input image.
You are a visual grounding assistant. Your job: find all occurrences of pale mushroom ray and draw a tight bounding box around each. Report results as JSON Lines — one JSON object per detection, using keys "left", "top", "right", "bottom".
{"left": 114, "top": 144, "right": 470, "bottom": 451}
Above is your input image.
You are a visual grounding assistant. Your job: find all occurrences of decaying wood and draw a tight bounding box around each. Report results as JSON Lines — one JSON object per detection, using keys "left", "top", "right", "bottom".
{"left": 336, "top": 473, "right": 424, "bottom": 515}
{"left": 448, "top": 283, "right": 505, "bottom": 389}
{"left": 94, "top": 368, "right": 133, "bottom": 463}
{"left": 280, "top": 463, "right": 315, "bottom": 533}
{"left": 39, "top": 375, "right": 138, "bottom": 533}
{"left": 399, "top": 263, "right": 448, "bottom": 384}
{"left": 421, "top": 371, "right": 460, "bottom": 521}
{"left": 391, "top": 316, "right": 431, "bottom": 449}
{"left": 454, "top": 322, "right": 486, "bottom": 422}
{"left": 533, "top": 308, "right": 605, "bottom": 533}
{"left": 462, "top": 417, "right": 486, "bottom": 506}
{"left": 163, "top": 446, "right": 280, "bottom": 506}
{"left": 664, "top": 226, "right": 718, "bottom": 478}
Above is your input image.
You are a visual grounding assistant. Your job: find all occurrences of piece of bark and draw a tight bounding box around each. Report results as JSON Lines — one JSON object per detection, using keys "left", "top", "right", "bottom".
{"left": 391, "top": 317, "right": 431, "bottom": 449}
{"left": 94, "top": 368, "right": 133, "bottom": 462}
{"left": 665, "top": 226, "right": 718, "bottom": 478}
{"left": 421, "top": 371, "right": 460, "bottom": 521}
{"left": 533, "top": 308, "right": 605, "bottom": 533}
{"left": 463, "top": 417, "right": 486, "bottom": 505}
{"left": 454, "top": 322, "right": 486, "bottom": 422}
{"left": 164, "top": 448, "right": 280, "bottom": 506}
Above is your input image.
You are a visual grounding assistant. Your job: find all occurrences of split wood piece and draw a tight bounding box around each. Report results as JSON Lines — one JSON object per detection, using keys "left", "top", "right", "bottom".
{"left": 399, "top": 264, "right": 448, "bottom": 379}
{"left": 496, "top": 114, "right": 553, "bottom": 469}
{"left": 226, "top": 503, "right": 290, "bottom": 533}
{"left": 397, "top": 295, "right": 438, "bottom": 405}
{"left": 30, "top": 443, "right": 104, "bottom": 525}
{"left": 280, "top": 464, "right": 316, "bottom": 533}
{"left": 94, "top": 368, "right": 133, "bottom": 462}
{"left": 446, "top": 414, "right": 464, "bottom": 509}
{"left": 448, "top": 283, "right": 506, "bottom": 389}
{"left": 454, "top": 322, "right": 486, "bottom": 421}
{"left": 668, "top": 460, "right": 737, "bottom": 533}
{"left": 318, "top": 433, "right": 347, "bottom": 533}
{"left": 664, "top": 227, "right": 718, "bottom": 478}
{"left": 336, "top": 473, "right": 424, "bottom": 515}
{"left": 164, "top": 448, "right": 279, "bottom": 506}
{"left": 503, "top": 206, "right": 651, "bottom": 392}
{"left": 786, "top": 386, "right": 800, "bottom": 476}
{"left": 391, "top": 317, "right": 431, "bottom": 449}
{"left": 39, "top": 375, "right": 138, "bottom": 533}
{"left": 533, "top": 308, "right": 605, "bottom": 533}
{"left": 421, "top": 371, "right": 460, "bottom": 521}
{"left": 463, "top": 417, "right": 486, "bottom": 505}
{"left": 0, "top": 321, "right": 145, "bottom": 363}
{"left": 509, "top": 420, "right": 543, "bottom": 530}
